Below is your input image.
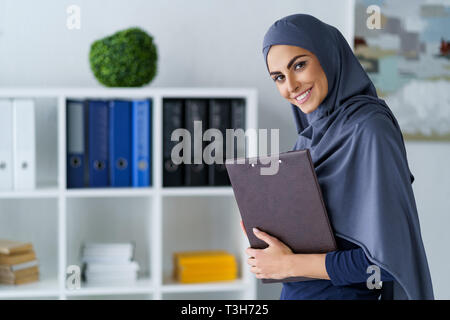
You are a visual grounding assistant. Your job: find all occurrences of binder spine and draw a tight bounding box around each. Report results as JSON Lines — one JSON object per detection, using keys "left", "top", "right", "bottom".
{"left": 149, "top": 100, "right": 152, "bottom": 186}
{"left": 131, "top": 100, "right": 150, "bottom": 187}
{"left": 13, "top": 99, "right": 36, "bottom": 190}
{"left": 231, "top": 99, "right": 246, "bottom": 160}
{"left": 67, "top": 100, "right": 86, "bottom": 188}
{"left": 0, "top": 99, "right": 14, "bottom": 190}
{"left": 184, "top": 99, "right": 208, "bottom": 186}
{"left": 109, "top": 100, "right": 132, "bottom": 187}
{"left": 208, "top": 99, "right": 231, "bottom": 186}
{"left": 88, "top": 100, "right": 109, "bottom": 187}
{"left": 162, "top": 99, "right": 184, "bottom": 187}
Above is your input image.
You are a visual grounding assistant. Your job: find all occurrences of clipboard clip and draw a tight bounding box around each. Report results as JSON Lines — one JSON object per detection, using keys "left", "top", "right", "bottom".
{"left": 250, "top": 159, "right": 282, "bottom": 167}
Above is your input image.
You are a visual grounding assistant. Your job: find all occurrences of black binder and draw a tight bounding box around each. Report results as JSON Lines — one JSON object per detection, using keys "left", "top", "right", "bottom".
{"left": 162, "top": 99, "right": 185, "bottom": 187}
{"left": 184, "top": 99, "right": 208, "bottom": 186}
{"left": 231, "top": 98, "right": 246, "bottom": 160}
{"left": 208, "top": 98, "right": 231, "bottom": 186}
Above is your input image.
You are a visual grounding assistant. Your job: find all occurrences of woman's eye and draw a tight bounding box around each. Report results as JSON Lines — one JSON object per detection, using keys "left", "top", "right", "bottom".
{"left": 272, "top": 61, "right": 307, "bottom": 82}
{"left": 273, "top": 75, "right": 284, "bottom": 82}
{"left": 295, "top": 61, "right": 306, "bottom": 70}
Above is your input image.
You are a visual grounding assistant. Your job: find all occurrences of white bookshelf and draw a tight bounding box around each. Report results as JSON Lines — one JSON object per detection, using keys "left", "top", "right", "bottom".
{"left": 0, "top": 87, "right": 258, "bottom": 300}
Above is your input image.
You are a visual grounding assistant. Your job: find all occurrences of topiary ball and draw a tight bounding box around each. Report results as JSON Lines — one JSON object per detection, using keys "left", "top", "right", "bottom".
{"left": 89, "top": 27, "right": 158, "bottom": 87}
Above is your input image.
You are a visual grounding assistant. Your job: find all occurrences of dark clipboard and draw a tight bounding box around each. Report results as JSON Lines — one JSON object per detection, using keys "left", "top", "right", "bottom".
{"left": 225, "top": 149, "right": 337, "bottom": 283}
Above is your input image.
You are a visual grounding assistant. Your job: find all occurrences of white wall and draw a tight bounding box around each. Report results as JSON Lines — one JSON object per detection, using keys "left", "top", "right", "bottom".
{"left": 0, "top": 0, "right": 448, "bottom": 299}
{"left": 405, "top": 141, "right": 450, "bottom": 300}
{"left": 0, "top": 0, "right": 352, "bottom": 154}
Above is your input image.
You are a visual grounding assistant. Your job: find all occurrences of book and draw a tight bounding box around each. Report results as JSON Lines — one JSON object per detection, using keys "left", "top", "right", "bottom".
{"left": 83, "top": 275, "right": 137, "bottom": 286}
{"left": 173, "top": 250, "right": 238, "bottom": 284}
{"left": 176, "top": 256, "right": 236, "bottom": 266}
{"left": 82, "top": 247, "right": 133, "bottom": 257}
{"left": 81, "top": 242, "right": 134, "bottom": 258}
{"left": 84, "top": 261, "right": 139, "bottom": 273}
{"left": 0, "top": 259, "right": 38, "bottom": 272}
{"left": 0, "top": 265, "right": 39, "bottom": 280}
{"left": 0, "top": 250, "right": 37, "bottom": 265}
{"left": 225, "top": 149, "right": 337, "bottom": 283}
{"left": 0, "top": 272, "right": 39, "bottom": 285}
{"left": 83, "top": 242, "right": 134, "bottom": 250}
{"left": 80, "top": 242, "right": 139, "bottom": 285}
{"left": 0, "top": 239, "right": 33, "bottom": 255}
{"left": 175, "top": 270, "right": 237, "bottom": 284}
{"left": 173, "top": 250, "right": 236, "bottom": 262}
{"left": 81, "top": 256, "right": 132, "bottom": 264}
{"left": 83, "top": 268, "right": 138, "bottom": 285}
{"left": 176, "top": 259, "right": 236, "bottom": 272}
{"left": 177, "top": 266, "right": 237, "bottom": 276}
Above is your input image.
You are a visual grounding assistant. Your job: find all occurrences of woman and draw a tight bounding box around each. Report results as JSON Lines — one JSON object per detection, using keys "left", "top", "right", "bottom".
{"left": 242, "top": 14, "right": 434, "bottom": 300}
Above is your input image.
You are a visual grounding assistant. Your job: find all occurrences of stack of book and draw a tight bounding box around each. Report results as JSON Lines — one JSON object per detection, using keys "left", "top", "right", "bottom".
{"left": 0, "top": 239, "right": 39, "bottom": 285}
{"left": 66, "top": 99, "right": 152, "bottom": 188}
{"left": 173, "top": 250, "right": 238, "bottom": 284}
{"left": 81, "top": 242, "right": 139, "bottom": 286}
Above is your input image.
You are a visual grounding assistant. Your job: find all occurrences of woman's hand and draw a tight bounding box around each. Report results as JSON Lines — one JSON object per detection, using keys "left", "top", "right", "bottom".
{"left": 244, "top": 227, "right": 294, "bottom": 280}
{"left": 239, "top": 222, "right": 330, "bottom": 280}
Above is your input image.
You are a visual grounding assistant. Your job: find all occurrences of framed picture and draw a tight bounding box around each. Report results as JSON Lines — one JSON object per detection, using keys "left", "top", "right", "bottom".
{"left": 354, "top": 0, "right": 450, "bottom": 141}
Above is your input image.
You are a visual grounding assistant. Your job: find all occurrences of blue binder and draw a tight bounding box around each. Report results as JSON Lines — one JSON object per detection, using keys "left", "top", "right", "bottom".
{"left": 109, "top": 100, "right": 132, "bottom": 187}
{"left": 131, "top": 99, "right": 151, "bottom": 187}
{"left": 88, "top": 100, "right": 109, "bottom": 187}
{"left": 67, "top": 100, "right": 86, "bottom": 188}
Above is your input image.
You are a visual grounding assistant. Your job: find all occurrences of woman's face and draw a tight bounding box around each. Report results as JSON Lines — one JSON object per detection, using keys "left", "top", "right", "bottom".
{"left": 267, "top": 45, "right": 328, "bottom": 114}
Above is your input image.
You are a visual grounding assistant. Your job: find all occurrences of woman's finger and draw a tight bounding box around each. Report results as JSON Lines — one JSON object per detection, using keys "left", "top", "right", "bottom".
{"left": 240, "top": 220, "right": 247, "bottom": 236}
{"left": 253, "top": 228, "right": 278, "bottom": 247}
{"left": 250, "top": 266, "right": 260, "bottom": 274}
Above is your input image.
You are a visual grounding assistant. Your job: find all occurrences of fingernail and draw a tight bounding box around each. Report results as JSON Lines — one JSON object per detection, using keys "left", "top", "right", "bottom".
{"left": 253, "top": 227, "right": 259, "bottom": 233}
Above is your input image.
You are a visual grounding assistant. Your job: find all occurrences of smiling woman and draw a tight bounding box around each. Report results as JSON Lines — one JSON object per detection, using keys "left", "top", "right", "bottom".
{"left": 266, "top": 45, "right": 328, "bottom": 114}
{"left": 242, "top": 13, "right": 435, "bottom": 301}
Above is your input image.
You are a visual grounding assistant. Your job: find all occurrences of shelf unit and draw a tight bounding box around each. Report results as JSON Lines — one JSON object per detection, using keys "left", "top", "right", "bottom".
{"left": 0, "top": 87, "right": 258, "bottom": 300}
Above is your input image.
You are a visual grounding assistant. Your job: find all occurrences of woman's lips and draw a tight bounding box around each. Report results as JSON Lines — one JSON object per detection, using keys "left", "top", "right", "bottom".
{"left": 295, "top": 87, "right": 312, "bottom": 104}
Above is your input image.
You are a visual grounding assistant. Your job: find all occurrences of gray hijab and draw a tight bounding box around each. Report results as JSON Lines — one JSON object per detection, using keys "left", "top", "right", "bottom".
{"left": 263, "top": 14, "right": 434, "bottom": 300}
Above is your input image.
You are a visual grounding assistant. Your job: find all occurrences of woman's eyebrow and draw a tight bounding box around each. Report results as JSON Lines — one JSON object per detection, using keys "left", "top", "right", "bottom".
{"left": 269, "top": 54, "right": 308, "bottom": 76}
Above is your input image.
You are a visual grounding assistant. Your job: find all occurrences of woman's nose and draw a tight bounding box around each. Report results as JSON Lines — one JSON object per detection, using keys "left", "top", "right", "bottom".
{"left": 286, "top": 75, "right": 299, "bottom": 94}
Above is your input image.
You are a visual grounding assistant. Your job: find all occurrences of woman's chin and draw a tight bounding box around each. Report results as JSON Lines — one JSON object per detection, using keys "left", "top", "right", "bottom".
{"left": 294, "top": 103, "right": 311, "bottom": 114}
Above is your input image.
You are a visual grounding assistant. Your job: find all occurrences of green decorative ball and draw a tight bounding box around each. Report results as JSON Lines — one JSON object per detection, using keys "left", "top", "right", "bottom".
{"left": 89, "top": 27, "right": 158, "bottom": 87}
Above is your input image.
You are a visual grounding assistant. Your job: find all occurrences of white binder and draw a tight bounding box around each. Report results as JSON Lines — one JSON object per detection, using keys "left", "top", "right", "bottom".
{"left": 0, "top": 99, "right": 14, "bottom": 190}
{"left": 13, "top": 99, "right": 36, "bottom": 190}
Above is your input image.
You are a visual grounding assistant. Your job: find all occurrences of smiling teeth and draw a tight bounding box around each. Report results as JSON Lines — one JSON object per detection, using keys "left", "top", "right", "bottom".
{"left": 296, "top": 89, "right": 311, "bottom": 101}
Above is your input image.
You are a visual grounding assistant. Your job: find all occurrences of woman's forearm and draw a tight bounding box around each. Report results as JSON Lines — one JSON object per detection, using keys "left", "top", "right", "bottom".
{"left": 285, "top": 253, "right": 330, "bottom": 280}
